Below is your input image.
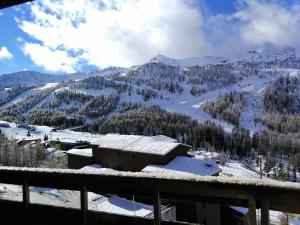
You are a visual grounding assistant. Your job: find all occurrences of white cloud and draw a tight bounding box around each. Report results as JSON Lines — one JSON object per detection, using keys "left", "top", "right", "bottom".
{"left": 23, "top": 43, "right": 78, "bottom": 73}
{"left": 17, "top": 0, "right": 209, "bottom": 71}
{"left": 206, "top": 0, "right": 300, "bottom": 56}
{"left": 16, "top": 0, "right": 300, "bottom": 72}
{"left": 234, "top": 0, "right": 300, "bottom": 48}
{"left": 0, "top": 47, "right": 13, "bottom": 60}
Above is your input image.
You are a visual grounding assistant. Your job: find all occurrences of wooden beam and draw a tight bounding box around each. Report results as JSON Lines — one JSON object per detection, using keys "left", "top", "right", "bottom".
{"left": 23, "top": 180, "right": 30, "bottom": 225}
{"left": 248, "top": 198, "right": 257, "bottom": 225}
{"left": 0, "top": 167, "right": 300, "bottom": 214}
{"left": 154, "top": 191, "right": 161, "bottom": 225}
{"left": 81, "top": 185, "right": 88, "bottom": 225}
{"left": 261, "top": 197, "right": 269, "bottom": 225}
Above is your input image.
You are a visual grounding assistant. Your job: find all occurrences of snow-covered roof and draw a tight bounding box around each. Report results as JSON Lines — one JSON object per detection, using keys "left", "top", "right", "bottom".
{"left": 142, "top": 156, "right": 221, "bottom": 176}
{"left": 67, "top": 148, "right": 93, "bottom": 157}
{"left": 91, "top": 134, "right": 188, "bottom": 155}
{"left": 150, "top": 135, "right": 177, "bottom": 142}
{"left": 16, "top": 137, "right": 41, "bottom": 143}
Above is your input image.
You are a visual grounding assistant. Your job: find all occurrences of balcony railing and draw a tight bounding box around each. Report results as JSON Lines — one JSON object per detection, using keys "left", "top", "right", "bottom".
{"left": 0, "top": 166, "right": 299, "bottom": 225}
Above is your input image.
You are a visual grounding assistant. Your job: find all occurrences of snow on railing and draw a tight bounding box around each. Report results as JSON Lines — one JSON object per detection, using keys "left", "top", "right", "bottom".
{"left": 0, "top": 166, "right": 299, "bottom": 225}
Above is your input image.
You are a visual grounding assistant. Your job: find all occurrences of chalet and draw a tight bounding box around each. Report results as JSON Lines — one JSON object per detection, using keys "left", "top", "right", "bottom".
{"left": 17, "top": 124, "right": 36, "bottom": 131}
{"left": 67, "top": 148, "right": 93, "bottom": 169}
{"left": 51, "top": 139, "right": 89, "bottom": 151}
{"left": 16, "top": 138, "right": 42, "bottom": 146}
{"left": 90, "top": 134, "right": 191, "bottom": 171}
{"left": 67, "top": 134, "right": 190, "bottom": 170}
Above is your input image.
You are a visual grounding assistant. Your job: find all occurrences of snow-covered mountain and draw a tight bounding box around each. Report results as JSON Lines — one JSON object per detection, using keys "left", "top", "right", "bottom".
{"left": 0, "top": 67, "right": 128, "bottom": 89}
{"left": 0, "top": 71, "right": 72, "bottom": 89}
{"left": 231, "top": 47, "right": 298, "bottom": 65}
{"left": 0, "top": 49, "right": 299, "bottom": 135}
{"left": 149, "top": 54, "right": 227, "bottom": 68}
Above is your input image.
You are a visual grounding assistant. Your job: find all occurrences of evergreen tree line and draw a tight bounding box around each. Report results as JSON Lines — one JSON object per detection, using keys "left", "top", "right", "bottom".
{"left": 0, "top": 87, "right": 57, "bottom": 123}
{"left": 262, "top": 113, "right": 300, "bottom": 133}
{"left": 264, "top": 76, "right": 299, "bottom": 114}
{"left": 190, "top": 86, "right": 206, "bottom": 96}
{"left": 47, "top": 89, "right": 120, "bottom": 118}
{"left": 202, "top": 91, "right": 245, "bottom": 126}
{"left": 98, "top": 106, "right": 245, "bottom": 155}
{"left": 26, "top": 109, "right": 84, "bottom": 128}
{"left": 0, "top": 84, "right": 40, "bottom": 107}
{"left": 126, "top": 62, "right": 184, "bottom": 94}
{"left": 69, "top": 76, "right": 128, "bottom": 94}
{"left": 136, "top": 89, "right": 158, "bottom": 101}
{"left": 95, "top": 106, "right": 299, "bottom": 172}
{"left": 185, "top": 64, "right": 240, "bottom": 89}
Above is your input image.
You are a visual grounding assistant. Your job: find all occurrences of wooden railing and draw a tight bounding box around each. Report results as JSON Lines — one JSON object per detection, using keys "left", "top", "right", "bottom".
{"left": 0, "top": 166, "right": 299, "bottom": 225}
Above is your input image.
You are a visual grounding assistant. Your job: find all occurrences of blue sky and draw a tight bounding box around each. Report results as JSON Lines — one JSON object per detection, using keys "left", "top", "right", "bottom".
{"left": 0, "top": 0, "right": 299, "bottom": 75}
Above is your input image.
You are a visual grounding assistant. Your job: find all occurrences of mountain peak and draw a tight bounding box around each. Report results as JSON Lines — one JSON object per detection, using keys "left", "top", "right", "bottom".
{"left": 149, "top": 55, "right": 179, "bottom": 66}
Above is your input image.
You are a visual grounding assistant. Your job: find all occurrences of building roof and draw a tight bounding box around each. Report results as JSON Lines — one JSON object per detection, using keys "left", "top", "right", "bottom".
{"left": 67, "top": 148, "right": 93, "bottom": 157}
{"left": 91, "top": 134, "right": 189, "bottom": 155}
{"left": 142, "top": 156, "right": 221, "bottom": 176}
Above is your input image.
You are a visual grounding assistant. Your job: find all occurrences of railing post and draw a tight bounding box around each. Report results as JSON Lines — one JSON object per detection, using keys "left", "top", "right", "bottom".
{"left": 261, "top": 197, "right": 269, "bottom": 225}
{"left": 23, "top": 180, "right": 29, "bottom": 225}
{"left": 81, "top": 185, "right": 88, "bottom": 225}
{"left": 248, "top": 197, "right": 257, "bottom": 225}
{"left": 153, "top": 191, "right": 161, "bottom": 225}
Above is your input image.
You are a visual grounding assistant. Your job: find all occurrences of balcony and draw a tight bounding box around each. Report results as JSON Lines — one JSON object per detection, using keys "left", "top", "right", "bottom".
{"left": 0, "top": 166, "right": 299, "bottom": 225}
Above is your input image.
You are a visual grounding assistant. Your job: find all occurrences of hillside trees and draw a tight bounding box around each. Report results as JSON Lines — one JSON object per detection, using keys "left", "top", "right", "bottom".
{"left": 202, "top": 92, "right": 245, "bottom": 126}
{"left": 99, "top": 106, "right": 232, "bottom": 152}
{"left": 264, "top": 76, "right": 299, "bottom": 114}
{"left": 0, "top": 87, "right": 57, "bottom": 123}
{"left": 0, "top": 84, "right": 40, "bottom": 107}
{"left": 184, "top": 64, "right": 239, "bottom": 89}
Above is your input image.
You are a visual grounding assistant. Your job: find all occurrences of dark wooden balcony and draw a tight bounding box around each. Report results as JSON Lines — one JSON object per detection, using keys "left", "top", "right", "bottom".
{"left": 0, "top": 166, "right": 299, "bottom": 225}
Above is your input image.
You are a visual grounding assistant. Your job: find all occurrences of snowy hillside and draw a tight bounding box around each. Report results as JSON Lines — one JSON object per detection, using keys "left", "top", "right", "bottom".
{"left": 0, "top": 50, "right": 299, "bottom": 134}
{"left": 0, "top": 71, "right": 72, "bottom": 89}
{"left": 149, "top": 54, "right": 226, "bottom": 67}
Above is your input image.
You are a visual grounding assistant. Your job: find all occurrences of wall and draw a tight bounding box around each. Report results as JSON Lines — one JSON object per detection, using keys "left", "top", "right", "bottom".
{"left": 68, "top": 154, "right": 93, "bottom": 169}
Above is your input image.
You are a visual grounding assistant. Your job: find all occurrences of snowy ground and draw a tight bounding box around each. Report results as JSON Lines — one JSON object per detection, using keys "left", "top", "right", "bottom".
{"left": 0, "top": 120, "right": 103, "bottom": 143}
{"left": 0, "top": 184, "right": 154, "bottom": 218}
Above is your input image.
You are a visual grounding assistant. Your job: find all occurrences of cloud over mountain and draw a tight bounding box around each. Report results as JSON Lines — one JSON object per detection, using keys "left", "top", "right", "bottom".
{"left": 16, "top": 0, "right": 300, "bottom": 72}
